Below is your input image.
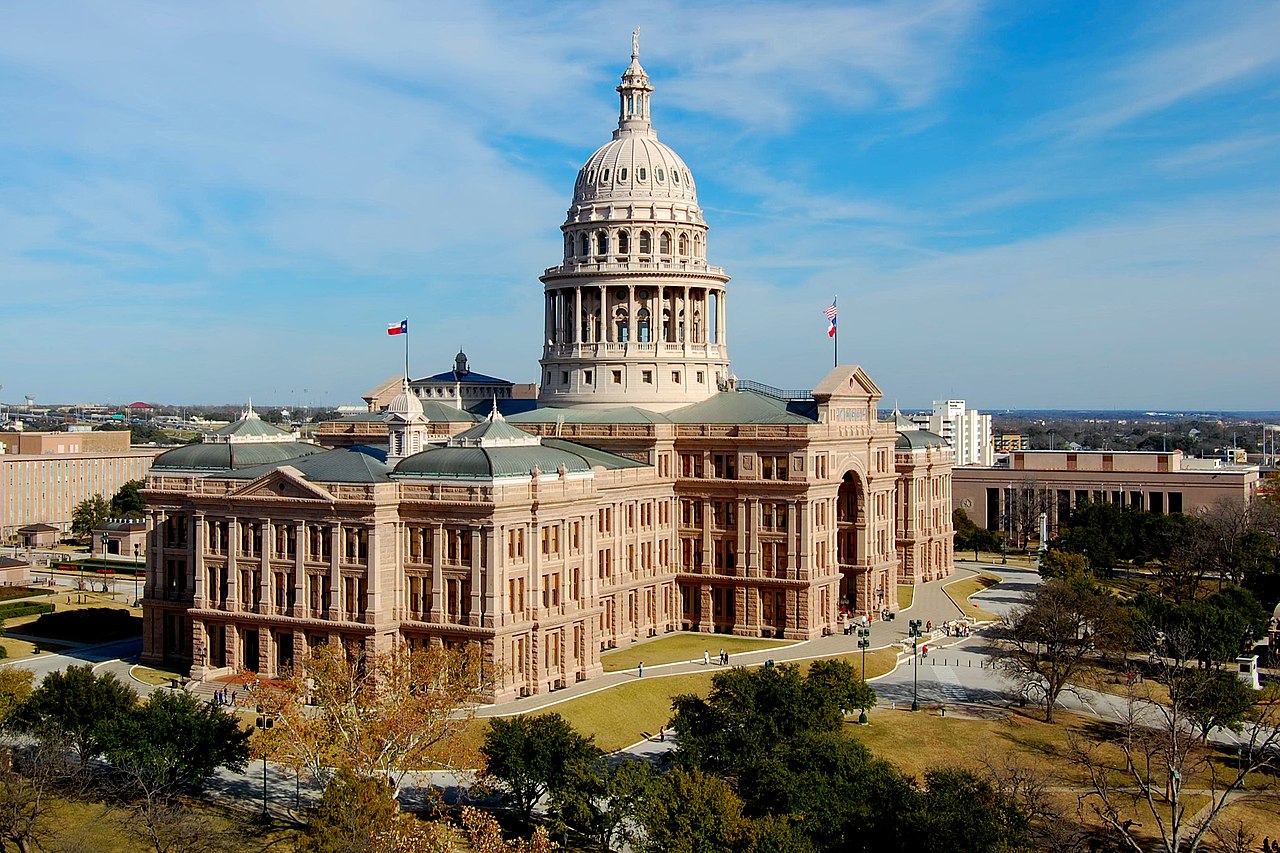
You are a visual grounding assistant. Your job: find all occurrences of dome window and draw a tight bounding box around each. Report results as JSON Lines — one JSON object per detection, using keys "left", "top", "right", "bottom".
{"left": 672, "top": 170, "right": 680, "bottom": 183}
{"left": 660, "top": 232, "right": 671, "bottom": 254}
{"left": 638, "top": 167, "right": 647, "bottom": 181}
{"left": 679, "top": 234, "right": 688, "bottom": 255}
{"left": 596, "top": 231, "right": 608, "bottom": 256}
{"left": 656, "top": 168, "right": 665, "bottom": 182}
{"left": 588, "top": 170, "right": 596, "bottom": 183}
{"left": 601, "top": 168, "right": 610, "bottom": 182}
{"left": 639, "top": 231, "right": 651, "bottom": 253}
{"left": 580, "top": 234, "right": 590, "bottom": 256}
{"left": 618, "top": 231, "right": 630, "bottom": 253}
{"left": 619, "top": 168, "right": 628, "bottom": 181}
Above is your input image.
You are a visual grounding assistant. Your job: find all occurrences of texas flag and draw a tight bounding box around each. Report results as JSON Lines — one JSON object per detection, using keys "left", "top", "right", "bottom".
{"left": 387, "top": 320, "right": 408, "bottom": 336}
{"left": 824, "top": 303, "right": 837, "bottom": 338}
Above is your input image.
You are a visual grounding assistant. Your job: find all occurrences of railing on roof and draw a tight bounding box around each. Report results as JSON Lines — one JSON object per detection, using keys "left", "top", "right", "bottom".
{"left": 735, "top": 379, "right": 813, "bottom": 402}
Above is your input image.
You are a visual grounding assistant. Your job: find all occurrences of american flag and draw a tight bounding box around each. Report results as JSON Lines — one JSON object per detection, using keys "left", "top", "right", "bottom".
{"left": 824, "top": 304, "right": 837, "bottom": 321}
{"left": 825, "top": 302, "right": 837, "bottom": 338}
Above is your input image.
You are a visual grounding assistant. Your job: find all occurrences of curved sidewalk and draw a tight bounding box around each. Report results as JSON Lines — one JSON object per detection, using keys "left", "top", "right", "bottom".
{"left": 474, "top": 566, "right": 996, "bottom": 719}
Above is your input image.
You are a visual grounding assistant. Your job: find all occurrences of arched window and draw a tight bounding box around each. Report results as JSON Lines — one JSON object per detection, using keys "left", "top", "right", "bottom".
{"left": 638, "top": 167, "right": 647, "bottom": 181}
{"left": 637, "top": 308, "right": 651, "bottom": 343}
{"left": 580, "top": 233, "right": 589, "bottom": 256}
{"left": 613, "top": 307, "right": 630, "bottom": 343}
{"left": 619, "top": 167, "right": 628, "bottom": 181}
{"left": 588, "top": 170, "right": 596, "bottom": 183}
{"left": 601, "top": 168, "right": 610, "bottom": 182}
{"left": 678, "top": 234, "right": 688, "bottom": 255}
{"left": 639, "top": 231, "right": 651, "bottom": 254}
{"left": 656, "top": 168, "right": 665, "bottom": 182}
{"left": 596, "top": 231, "right": 608, "bottom": 256}
{"left": 565, "top": 235, "right": 573, "bottom": 257}
{"left": 618, "top": 231, "right": 630, "bottom": 254}
{"left": 660, "top": 232, "right": 671, "bottom": 254}
{"left": 673, "top": 170, "right": 680, "bottom": 183}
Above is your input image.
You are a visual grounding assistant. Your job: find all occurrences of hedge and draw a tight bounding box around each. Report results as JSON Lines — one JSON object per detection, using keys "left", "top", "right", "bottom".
{"left": 0, "top": 601, "right": 56, "bottom": 620}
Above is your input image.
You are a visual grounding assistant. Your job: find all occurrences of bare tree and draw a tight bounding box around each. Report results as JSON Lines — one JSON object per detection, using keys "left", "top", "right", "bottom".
{"left": 1070, "top": 645, "right": 1280, "bottom": 853}
{"left": 1002, "top": 477, "right": 1053, "bottom": 550}
{"left": 990, "top": 578, "right": 1127, "bottom": 722}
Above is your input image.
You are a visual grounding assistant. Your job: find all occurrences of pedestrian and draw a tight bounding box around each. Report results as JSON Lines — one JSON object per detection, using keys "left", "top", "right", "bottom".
{"left": 231, "top": 690, "right": 238, "bottom": 705}
{"left": 638, "top": 661, "right": 644, "bottom": 678}
{"left": 921, "top": 644, "right": 928, "bottom": 659}
{"left": 926, "top": 619, "right": 932, "bottom": 633}
{"left": 718, "top": 648, "right": 724, "bottom": 666}
{"left": 659, "top": 725, "right": 665, "bottom": 742}
{"left": 703, "top": 650, "right": 710, "bottom": 666}
{"left": 722, "top": 650, "right": 728, "bottom": 666}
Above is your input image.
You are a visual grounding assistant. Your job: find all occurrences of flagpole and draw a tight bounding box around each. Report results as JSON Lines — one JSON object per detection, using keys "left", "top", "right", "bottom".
{"left": 833, "top": 296, "right": 838, "bottom": 368}
{"left": 404, "top": 320, "right": 410, "bottom": 381}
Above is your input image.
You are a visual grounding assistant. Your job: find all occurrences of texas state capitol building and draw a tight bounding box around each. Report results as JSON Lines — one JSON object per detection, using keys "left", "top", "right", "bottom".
{"left": 141, "top": 44, "right": 955, "bottom": 702}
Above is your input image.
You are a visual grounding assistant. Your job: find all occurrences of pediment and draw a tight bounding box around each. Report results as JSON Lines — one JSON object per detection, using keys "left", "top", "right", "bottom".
{"left": 228, "top": 467, "right": 335, "bottom": 502}
{"left": 810, "top": 364, "right": 883, "bottom": 403}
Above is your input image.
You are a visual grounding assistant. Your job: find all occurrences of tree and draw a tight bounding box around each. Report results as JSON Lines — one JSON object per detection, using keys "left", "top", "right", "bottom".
{"left": 952, "top": 508, "right": 1003, "bottom": 561}
{"left": 634, "top": 767, "right": 747, "bottom": 853}
{"left": 0, "top": 745, "right": 76, "bottom": 853}
{"left": 804, "top": 659, "right": 876, "bottom": 716}
{"left": 298, "top": 769, "right": 400, "bottom": 853}
{"left": 1180, "top": 667, "right": 1255, "bottom": 743}
{"left": 247, "top": 642, "right": 487, "bottom": 794}
{"left": 103, "top": 689, "right": 249, "bottom": 796}
{"left": 1071, "top": 660, "right": 1280, "bottom": 853}
{"left": 70, "top": 494, "right": 111, "bottom": 539}
{"left": 990, "top": 578, "right": 1127, "bottom": 722}
{"left": 907, "top": 768, "right": 1031, "bottom": 853}
{"left": 0, "top": 668, "right": 33, "bottom": 729}
{"left": 550, "top": 757, "right": 651, "bottom": 852}
{"left": 1036, "top": 549, "right": 1089, "bottom": 582}
{"left": 1001, "top": 478, "right": 1052, "bottom": 550}
{"left": 110, "top": 480, "right": 146, "bottom": 517}
{"left": 482, "top": 713, "right": 602, "bottom": 828}
{"left": 16, "top": 664, "right": 136, "bottom": 764}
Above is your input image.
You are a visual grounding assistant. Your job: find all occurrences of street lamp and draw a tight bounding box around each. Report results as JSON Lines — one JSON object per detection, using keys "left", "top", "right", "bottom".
{"left": 911, "top": 639, "right": 920, "bottom": 712}
{"left": 857, "top": 627, "right": 871, "bottom": 724}
{"left": 133, "top": 542, "right": 141, "bottom": 606}
{"left": 256, "top": 709, "right": 274, "bottom": 822}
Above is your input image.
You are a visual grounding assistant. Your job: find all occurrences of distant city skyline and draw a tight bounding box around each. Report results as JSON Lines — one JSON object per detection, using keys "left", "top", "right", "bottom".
{"left": 2, "top": 1, "right": 1277, "bottom": 409}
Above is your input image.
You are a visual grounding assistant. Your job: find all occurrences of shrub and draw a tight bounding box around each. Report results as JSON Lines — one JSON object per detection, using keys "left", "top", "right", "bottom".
{"left": 0, "top": 602, "right": 56, "bottom": 620}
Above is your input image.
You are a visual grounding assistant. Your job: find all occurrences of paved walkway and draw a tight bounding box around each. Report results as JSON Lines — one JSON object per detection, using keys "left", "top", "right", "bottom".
{"left": 474, "top": 566, "right": 994, "bottom": 719}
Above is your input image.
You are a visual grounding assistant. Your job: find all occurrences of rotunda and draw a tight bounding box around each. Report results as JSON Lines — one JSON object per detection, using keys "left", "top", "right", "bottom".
{"left": 537, "top": 34, "right": 731, "bottom": 411}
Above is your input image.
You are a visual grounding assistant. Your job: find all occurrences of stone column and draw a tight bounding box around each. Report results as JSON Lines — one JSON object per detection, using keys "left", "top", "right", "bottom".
{"left": 598, "top": 285, "right": 607, "bottom": 343}
{"left": 468, "top": 528, "right": 482, "bottom": 626}
{"left": 431, "top": 525, "right": 444, "bottom": 622}
{"left": 293, "top": 521, "right": 306, "bottom": 618}
{"left": 328, "top": 524, "right": 341, "bottom": 620}
{"left": 793, "top": 501, "right": 807, "bottom": 582}
{"left": 192, "top": 513, "right": 206, "bottom": 607}
{"left": 573, "top": 288, "right": 582, "bottom": 347}
{"left": 261, "top": 521, "right": 274, "bottom": 613}
{"left": 366, "top": 523, "right": 379, "bottom": 624}
{"left": 740, "top": 498, "right": 754, "bottom": 578}
{"left": 226, "top": 516, "right": 239, "bottom": 611}
{"left": 483, "top": 528, "right": 498, "bottom": 629}
{"left": 626, "top": 284, "right": 636, "bottom": 348}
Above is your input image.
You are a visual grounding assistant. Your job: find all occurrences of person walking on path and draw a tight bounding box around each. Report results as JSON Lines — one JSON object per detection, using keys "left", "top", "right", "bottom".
{"left": 721, "top": 649, "right": 728, "bottom": 666}
{"left": 703, "top": 650, "right": 710, "bottom": 666}
{"left": 717, "top": 648, "right": 725, "bottom": 666}
{"left": 659, "top": 725, "right": 665, "bottom": 742}
{"left": 638, "top": 661, "right": 644, "bottom": 678}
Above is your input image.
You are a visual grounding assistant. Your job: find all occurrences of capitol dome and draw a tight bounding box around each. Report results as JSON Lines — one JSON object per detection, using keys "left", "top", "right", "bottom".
{"left": 574, "top": 136, "right": 697, "bottom": 206}
{"left": 384, "top": 378, "right": 425, "bottom": 421}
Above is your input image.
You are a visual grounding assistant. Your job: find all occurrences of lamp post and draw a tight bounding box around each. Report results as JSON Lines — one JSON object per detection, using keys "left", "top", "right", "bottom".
{"left": 133, "top": 542, "right": 141, "bottom": 606}
{"left": 857, "top": 627, "right": 871, "bottom": 724}
{"left": 256, "top": 708, "right": 274, "bottom": 822}
{"left": 911, "top": 638, "right": 920, "bottom": 712}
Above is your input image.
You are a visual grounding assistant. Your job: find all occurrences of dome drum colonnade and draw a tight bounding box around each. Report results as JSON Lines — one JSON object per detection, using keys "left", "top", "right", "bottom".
{"left": 538, "top": 37, "right": 730, "bottom": 411}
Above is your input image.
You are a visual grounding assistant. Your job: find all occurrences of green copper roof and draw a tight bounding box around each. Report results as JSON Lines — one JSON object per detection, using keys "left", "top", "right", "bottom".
{"left": 151, "top": 441, "right": 325, "bottom": 472}
{"left": 212, "top": 413, "right": 293, "bottom": 438}
{"left": 453, "top": 417, "right": 539, "bottom": 445}
{"left": 895, "top": 430, "right": 949, "bottom": 450}
{"left": 394, "top": 437, "right": 646, "bottom": 479}
{"left": 227, "top": 445, "right": 391, "bottom": 483}
{"left": 666, "top": 391, "right": 818, "bottom": 424}
{"left": 508, "top": 406, "right": 672, "bottom": 425}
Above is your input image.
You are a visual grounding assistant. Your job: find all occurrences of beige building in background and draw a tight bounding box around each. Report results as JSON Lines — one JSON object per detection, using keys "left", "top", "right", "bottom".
{"left": 140, "top": 43, "right": 955, "bottom": 702}
{"left": 1, "top": 431, "right": 160, "bottom": 539}
{"left": 953, "top": 449, "right": 1260, "bottom": 535}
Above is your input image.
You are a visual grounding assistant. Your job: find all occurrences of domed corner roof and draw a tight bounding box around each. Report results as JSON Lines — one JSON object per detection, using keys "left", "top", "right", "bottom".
{"left": 574, "top": 135, "right": 699, "bottom": 207}
{"left": 895, "top": 430, "right": 950, "bottom": 450}
{"left": 392, "top": 444, "right": 595, "bottom": 480}
{"left": 150, "top": 441, "right": 326, "bottom": 472}
{"left": 384, "top": 379, "right": 425, "bottom": 421}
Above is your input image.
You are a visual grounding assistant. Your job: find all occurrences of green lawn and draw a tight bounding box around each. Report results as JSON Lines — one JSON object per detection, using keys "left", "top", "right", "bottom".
{"left": 600, "top": 632, "right": 796, "bottom": 672}
{"left": 943, "top": 573, "right": 1001, "bottom": 621}
{"left": 897, "top": 584, "right": 915, "bottom": 610}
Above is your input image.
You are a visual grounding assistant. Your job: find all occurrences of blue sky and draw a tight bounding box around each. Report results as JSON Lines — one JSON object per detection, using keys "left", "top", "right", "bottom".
{"left": 2, "top": 1, "right": 1277, "bottom": 410}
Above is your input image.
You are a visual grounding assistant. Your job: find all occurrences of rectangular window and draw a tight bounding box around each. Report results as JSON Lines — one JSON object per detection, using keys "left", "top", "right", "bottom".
{"left": 612, "top": 370, "right": 622, "bottom": 384}
{"left": 712, "top": 453, "right": 737, "bottom": 479}
{"left": 672, "top": 371, "right": 681, "bottom": 383}
{"left": 761, "top": 455, "right": 788, "bottom": 480}
{"left": 696, "top": 371, "right": 704, "bottom": 383}
{"left": 584, "top": 370, "right": 593, "bottom": 384}
{"left": 642, "top": 370, "right": 653, "bottom": 384}
{"left": 561, "top": 371, "right": 569, "bottom": 385}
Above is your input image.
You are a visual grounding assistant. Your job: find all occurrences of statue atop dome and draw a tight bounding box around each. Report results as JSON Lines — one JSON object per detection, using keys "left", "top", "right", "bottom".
{"left": 632, "top": 26, "right": 640, "bottom": 59}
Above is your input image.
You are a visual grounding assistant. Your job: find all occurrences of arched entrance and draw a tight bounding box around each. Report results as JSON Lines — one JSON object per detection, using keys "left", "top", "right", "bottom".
{"left": 837, "top": 471, "right": 866, "bottom": 612}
